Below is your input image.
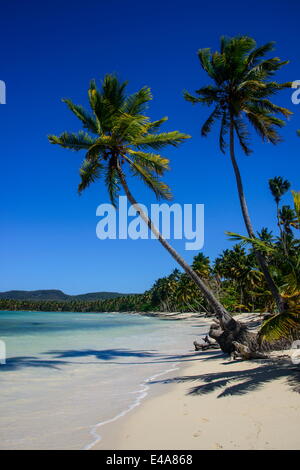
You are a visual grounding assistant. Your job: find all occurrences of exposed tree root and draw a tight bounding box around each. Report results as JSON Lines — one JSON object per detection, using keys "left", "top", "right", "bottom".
{"left": 194, "top": 315, "right": 293, "bottom": 357}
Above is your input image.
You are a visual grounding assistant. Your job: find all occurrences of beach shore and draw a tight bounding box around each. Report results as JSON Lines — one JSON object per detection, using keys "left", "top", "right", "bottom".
{"left": 94, "top": 314, "right": 300, "bottom": 450}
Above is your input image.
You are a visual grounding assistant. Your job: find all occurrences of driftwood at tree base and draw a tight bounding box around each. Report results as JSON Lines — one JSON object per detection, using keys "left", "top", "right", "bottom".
{"left": 230, "top": 341, "right": 268, "bottom": 360}
{"left": 193, "top": 339, "right": 219, "bottom": 351}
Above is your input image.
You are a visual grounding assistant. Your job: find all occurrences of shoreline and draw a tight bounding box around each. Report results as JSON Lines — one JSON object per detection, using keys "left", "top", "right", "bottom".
{"left": 85, "top": 315, "right": 208, "bottom": 450}
{"left": 0, "top": 310, "right": 208, "bottom": 450}
{"left": 93, "top": 314, "right": 300, "bottom": 450}
{"left": 85, "top": 361, "right": 184, "bottom": 450}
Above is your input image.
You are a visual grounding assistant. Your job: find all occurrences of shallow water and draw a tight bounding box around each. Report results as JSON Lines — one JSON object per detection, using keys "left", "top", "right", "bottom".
{"left": 0, "top": 311, "right": 206, "bottom": 449}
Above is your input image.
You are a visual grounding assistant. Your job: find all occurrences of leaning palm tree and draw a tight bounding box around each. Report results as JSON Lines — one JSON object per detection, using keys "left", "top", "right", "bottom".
{"left": 184, "top": 36, "right": 292, "bottom": 313}
{"left": 48, "top": 74, "right": 230, "bottom": 320}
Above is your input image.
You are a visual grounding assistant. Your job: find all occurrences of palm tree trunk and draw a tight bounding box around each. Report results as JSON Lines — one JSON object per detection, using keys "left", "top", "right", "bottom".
{"left": 229, "top": 120, "right": 285, "bottom": 314}
{"left": 116, "top": 163, "right": 233, "bottom": 324}
{"left": 276, "top": 202, "right": 288, "bottom": 256}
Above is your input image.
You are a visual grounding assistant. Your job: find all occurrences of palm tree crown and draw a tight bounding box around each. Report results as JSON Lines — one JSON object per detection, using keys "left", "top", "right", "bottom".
{"left": 49, "top": 74, "right": 189, "bottom": 205}
{"left": 184, "top": 36, "right": 292, "bottom": 154}
{"left": 269, "top": 176, "right": 291, "bottom": 205}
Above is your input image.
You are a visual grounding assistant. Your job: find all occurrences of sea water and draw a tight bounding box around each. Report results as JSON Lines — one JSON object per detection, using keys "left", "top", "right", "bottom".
{"left": 0, "top": 311, "right": 206, "bottom": 449}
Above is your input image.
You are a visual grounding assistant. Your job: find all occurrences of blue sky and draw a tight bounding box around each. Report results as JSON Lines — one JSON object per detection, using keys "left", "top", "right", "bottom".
{"left": 1, "top": 0, "right": 299, "bottom": 294}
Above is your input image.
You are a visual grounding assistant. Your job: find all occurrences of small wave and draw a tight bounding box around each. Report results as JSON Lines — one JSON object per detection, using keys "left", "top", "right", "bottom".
{"left": 83, "top": 363, "right": 180, "bottom": 450}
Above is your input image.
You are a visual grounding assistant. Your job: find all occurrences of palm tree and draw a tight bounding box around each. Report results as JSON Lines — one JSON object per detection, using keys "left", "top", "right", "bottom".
{"left": 269, "top": 176, "right": 291, "bottom": 253}
{"left": 184, "top": 36, "right": 292, "bottom": 313}
{"left": 48, "top": 74, "right": 230, "bottom": 319}
{"left": 269, "top": 176, "right": 291, "bottom": 220}
{"left": 279, "top": 205, "right": 299, "bottom": 234}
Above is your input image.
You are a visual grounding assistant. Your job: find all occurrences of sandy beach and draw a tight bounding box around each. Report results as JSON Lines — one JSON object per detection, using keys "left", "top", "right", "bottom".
{"left": 94, "top": 314, "right": 300, "bottom": 450}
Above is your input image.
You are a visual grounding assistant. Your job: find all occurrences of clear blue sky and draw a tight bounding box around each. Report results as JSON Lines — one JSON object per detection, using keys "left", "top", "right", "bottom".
{"left": 1, "top": 0, "right": 299, "bottom": 294}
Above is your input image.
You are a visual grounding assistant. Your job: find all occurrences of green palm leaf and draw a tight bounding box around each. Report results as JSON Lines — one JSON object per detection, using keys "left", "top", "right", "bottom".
{"left": 62, "top": 99, "right": 99, "bottom": 134}
{"left": 48, "top": 131, "right": 96, "bottom": 150}
{"left": 259, "top": 312, "right": 300, "bottom": 342}
{"left": 105, "top": 159, "right": 120, "bottom": 207}
{"left": 122, "top": 87, "right": 152, "bottom": 115}
{"left": 78, "top": 159, "right": 103, "bottom": 193}
{"left": 133, "top": 131, "right": 189, "bottom": 150}
{"left": 124, "top": 154, "right": 172, "bottom": 200}
{"left": 127, "top": 149, "right": 169, "bottom": 175}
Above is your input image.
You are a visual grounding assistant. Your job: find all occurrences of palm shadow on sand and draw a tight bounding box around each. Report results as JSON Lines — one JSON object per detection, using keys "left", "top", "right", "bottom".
{"left": 0, "top": 356, "right": 69, "bottom": 371}
{"left": 150, "top": 351, "right": 300, "bottom": 397}
{"left": 44, "top": 348, "right": 205, "bottom": 365}
{"left": 0, "top": 348, "right": 204, "bottom": 371}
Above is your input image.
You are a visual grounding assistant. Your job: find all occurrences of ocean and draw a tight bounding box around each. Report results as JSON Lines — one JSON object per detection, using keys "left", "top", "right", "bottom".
{"left": 0, "top": 310, "right": 206, "bottom": 449}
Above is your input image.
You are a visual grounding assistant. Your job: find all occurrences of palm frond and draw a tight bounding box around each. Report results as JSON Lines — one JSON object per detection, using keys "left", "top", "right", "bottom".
{"left": 133, "top": 131, "right": 190, "bottom": 150}
{"left": 78, "top": 158, "right": 103, "bottom": 193}
{"left": 201, "top": 106, "right": 222, "bottom": 136}
{"left": 122, "top": 87, "right": 152, "bottom": 115}
{"left": 245, "top": 108, "right": 283, "bottom": 144}
{"left": 259, "top": 312, "right": 300, "bottom": 342}
{"left": 247, "top": 42, "right": 275, "bottom": 67}
{"left": 233, "top": 116, "right": 252, "bottom": 155}
{"left": 62, "top": 99, "right": 99, "bottom": 134}
{"left": 226, "top": 231, "right": 276, "bottom": 254}
{"left": 250, "top": 99, "right": 292, "bottom": 118}
{"left": 101, "top": 74, "right": 128, "bottom": 110}
{"left": 88, "top": 77, "right": 119, "bottom": 133}
{"left": 183, "top": 91, "right": 203, "bottom": 104}
{"left": 124, "top": 155, "right": 172, "bottom": 200}
{"left": 105, "top": 159, "right": 120, "bottom": 207}
{"left": 48, "top": 131, "right": 96, "bottom": 150}
{"left": 146, "top": 117, "right": 168, "bottom": 132}
{"left": 197, "top": 48, "right": 216, "bottom": 80}
{"left": 112, "top": 113, "right": 148, "bottom": 142}
{"left": 127, "top": 149, "right": 169, "bottom": 175}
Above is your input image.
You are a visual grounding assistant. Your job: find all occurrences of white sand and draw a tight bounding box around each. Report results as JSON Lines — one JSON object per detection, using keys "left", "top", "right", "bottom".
{"left": 94, "top": 314, "right": 300, "bottom": 450}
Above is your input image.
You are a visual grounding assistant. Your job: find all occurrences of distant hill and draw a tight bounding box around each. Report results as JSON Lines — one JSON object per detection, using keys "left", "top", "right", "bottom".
{"left": 0, "top": 290, "right": 129, "bottom": 301}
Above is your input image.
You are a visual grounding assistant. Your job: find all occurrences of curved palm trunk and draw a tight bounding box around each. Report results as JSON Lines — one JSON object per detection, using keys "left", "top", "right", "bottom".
{"left": 116, "top": 163, "right": 233, "bottom": 324}
{"left": 229, "top": 121, "right": 285, "bottom": 314}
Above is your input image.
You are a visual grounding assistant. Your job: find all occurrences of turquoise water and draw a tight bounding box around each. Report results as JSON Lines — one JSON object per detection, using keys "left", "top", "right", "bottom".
{"left": 0, "top": 311, "right": 205, "bottom": 449}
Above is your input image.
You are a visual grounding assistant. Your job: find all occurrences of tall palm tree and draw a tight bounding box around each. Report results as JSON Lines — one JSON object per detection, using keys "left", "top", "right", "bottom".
{"left": 269, "top": 176, "right": 291, "bottom": 253}
{"left": 48, "top": 74, "right": 230, "bottom": 319}
{"left": 184, "top": 36, "right": 292, "bottom": 313}
{"left": 269, "top": 176, "right": 291, "bottom": 219}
